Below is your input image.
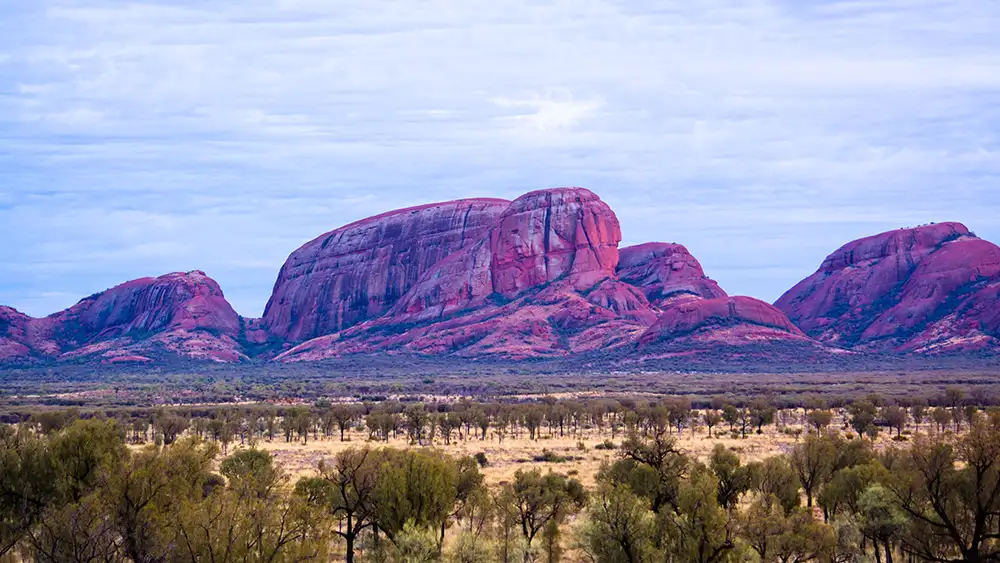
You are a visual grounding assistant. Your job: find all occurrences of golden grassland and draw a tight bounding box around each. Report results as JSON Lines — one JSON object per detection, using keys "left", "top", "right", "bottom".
{"left": 241, "top": 410, "right": 914, "bottom": 489}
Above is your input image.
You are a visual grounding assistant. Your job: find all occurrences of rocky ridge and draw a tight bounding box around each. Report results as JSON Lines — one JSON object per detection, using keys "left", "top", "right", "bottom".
{"left": 6, "top": 191, "right": 997, "bottom": 366}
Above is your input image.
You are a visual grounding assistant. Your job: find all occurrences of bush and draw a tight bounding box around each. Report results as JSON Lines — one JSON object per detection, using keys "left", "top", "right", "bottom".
{"left": 366, "top": 521, "right": 438, "bottom": 563}
{"left": 576, "top": 441, "right": 587, "bottom": 451}
{"left": 474, "top": 452, "right": 489, "bottom": 467}
{"left": 533, "top": 449, "right": 568, "bottom": 463}
{"left": 447, "top": 532, "right": 493, "bottom": 563}
{"left": 594, "top": 439, "right": 617, "bottom": 450}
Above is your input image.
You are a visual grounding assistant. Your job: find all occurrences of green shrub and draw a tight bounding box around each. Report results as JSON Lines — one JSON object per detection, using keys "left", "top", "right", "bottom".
{"left": 533, "top": 449, "right": 568, "bottom": 463}
{"left": 474, "top": 452, "right": 488, "bottom": 467}
{"left": 594, "top": 439, "right": 617, "bottom": 450}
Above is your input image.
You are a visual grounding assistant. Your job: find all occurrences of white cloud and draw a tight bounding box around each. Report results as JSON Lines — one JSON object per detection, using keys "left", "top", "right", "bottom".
{"left": 492, "top": 92, "right": 604, "bottom": 133}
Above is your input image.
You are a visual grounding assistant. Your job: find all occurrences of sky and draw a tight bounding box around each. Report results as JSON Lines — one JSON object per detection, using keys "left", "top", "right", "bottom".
{"left": 2, "top": 0, "right": 999, "bottom": 318}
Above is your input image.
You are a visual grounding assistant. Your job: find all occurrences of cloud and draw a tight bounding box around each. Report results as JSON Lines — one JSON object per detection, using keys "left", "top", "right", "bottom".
{"left": 1, "top": 0, "right": 999, "bottom": 316}
{"left": 492, "top": 92, "right": 604, "bottom": 134}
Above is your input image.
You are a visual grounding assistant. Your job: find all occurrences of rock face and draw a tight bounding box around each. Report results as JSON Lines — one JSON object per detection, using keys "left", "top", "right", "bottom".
{"left": 490, "top": 188, "right": 620, "bottom": 297}
{"left": 638, "top": 296, "right": 807, "bottom": 347}
{"left": 385, "top": 239, "right": 496, "bottom": 323}
{"left": 618, "top": 243, "right": 727, "bottom": 306}
{"left": 0, "top": 306, "right": 34, "bottom": 362}
{"left": 262, "top": 198, "right": 510, "bottom": 342}
{"left": 775, "top": 222, "right": 1000, "bottom": 353}
{"left": 1, "top": 271, "right": 248, "bottom": 364}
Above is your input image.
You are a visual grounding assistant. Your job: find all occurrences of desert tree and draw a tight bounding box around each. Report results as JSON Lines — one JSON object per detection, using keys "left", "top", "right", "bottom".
{"left": 295, "top": 447, "right": 381, "bottom": 563}
{"left": 882, "top": 405, "right": 907, "bottom": 438}
{"left": 609, "top": 430, "right": 689, "bottom": 514}
{"left": 502, "top": 468, "right": 586, "bottom": 549}
{"left": 848, "top": 401, "right": 878, "bottom": 440}
{"left": 0, "top": 425, "right": 57, "bottom": 557}
{"left": 806, "top": 408, "right": 834, "bottom": 433}
{"left": 790, "top": 434, "right": 837, "bottom": 507}
{"left": 372, "top": 448, "right": 459, "bottom": 547}
{"left": 889, "top": 420, "right": 1000, "bottom": 562}
{"left": 577, "top": 483, "right": 661, "bottom": 563}
{"left": 703, "top": 410, "right": 723, "bottom": 438}
{"left": 747, "top": 456, "right": 801, "bottom": 514}
{"left": 708, "top": 444, "right": 753, "bottom": 511}
{"left": 659, "top": 463, "right": 738, "bottom": 563}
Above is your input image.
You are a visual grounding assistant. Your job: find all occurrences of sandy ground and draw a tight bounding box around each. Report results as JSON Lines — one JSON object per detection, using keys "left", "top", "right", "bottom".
{"left": 244, "top": 415, "right": 842, "bottom": 488}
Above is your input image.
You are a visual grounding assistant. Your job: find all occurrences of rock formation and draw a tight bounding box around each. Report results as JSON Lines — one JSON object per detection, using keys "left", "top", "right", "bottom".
{"left": 26, "top": 187, "right": 996, "bottom": 365}
{"left": 638, "top": 296, "right": 808, "bottom": 347}
{"left": 775, "top": 222, "right": 1000, "bottom": 353}
{"left": 262, "top": 198, "right": 509, "bottom": 342}
{"left": 490, "top": 188, "right": 620, "bottom": 297}
{"left": 273, "top": 188, "right": 812, "bottom": 361}
{"left": 1, "top": 271, "right": 248, "bottom": 364}
{"left": 276, "top": 188, "right": 659, "bottom": 360}
{"left": 618, "top": 243, "right": 727, "bottom": 306}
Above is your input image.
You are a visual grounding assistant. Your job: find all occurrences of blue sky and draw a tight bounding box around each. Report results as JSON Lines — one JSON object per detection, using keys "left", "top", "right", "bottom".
{"left": 2, "top": 0, "right": 999, "bottom": 318}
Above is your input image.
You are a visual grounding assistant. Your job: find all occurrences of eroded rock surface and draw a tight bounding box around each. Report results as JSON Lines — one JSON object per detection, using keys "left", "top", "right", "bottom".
{"left": 263, "top": 199, "right": 510, "bottom": 341}
{"left": 776, "top": 223, "right": 1000, "bottom": 352}
{"left": 490, "top": 188, "right": 620, "bottom": 298}
{"left": 618, "top": 242, "right": 727, "bottom": 306}
{"left": 1, "top": 271, "right": 248, "bottom": 364}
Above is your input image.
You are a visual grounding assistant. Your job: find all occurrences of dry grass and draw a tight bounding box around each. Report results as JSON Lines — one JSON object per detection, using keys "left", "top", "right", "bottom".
{"left": 242, "top": 412, "right": 883, "bottom": 488}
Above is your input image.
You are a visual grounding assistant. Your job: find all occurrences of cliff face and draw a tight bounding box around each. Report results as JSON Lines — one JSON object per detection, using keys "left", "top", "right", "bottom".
{"left": 262, "top": 198, "right": 510, "bottom": 342}
{"left": 490, "top": 188, "right": 621, "bottom": 297}
{"left": 776, "top": 223, "right": 1000, "bottom": 353}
